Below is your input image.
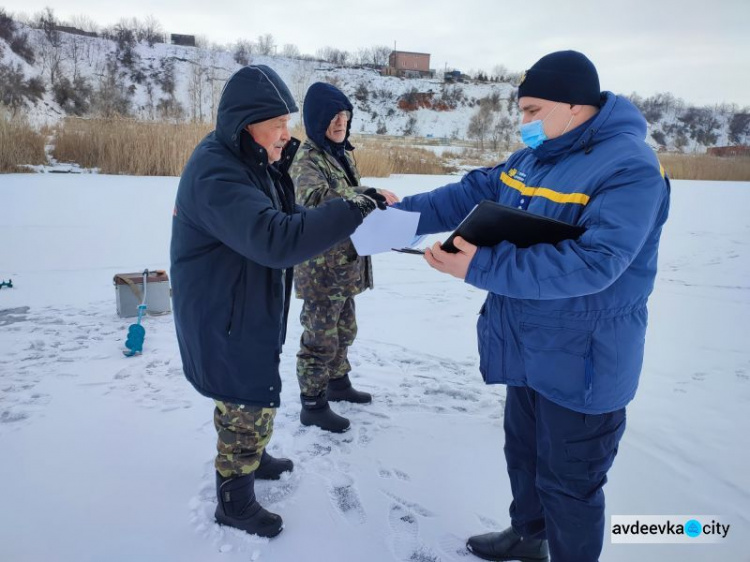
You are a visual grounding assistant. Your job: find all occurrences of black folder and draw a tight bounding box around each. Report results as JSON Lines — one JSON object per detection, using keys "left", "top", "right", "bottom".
{"left": 442, "top": 200, "right": 586, "bottom": 252}
{"left": 394, "top": 200, "right": 585, "bottom": 254}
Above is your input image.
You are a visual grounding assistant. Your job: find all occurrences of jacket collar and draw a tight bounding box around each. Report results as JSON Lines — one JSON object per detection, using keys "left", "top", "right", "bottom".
{"left": 277, "top": 138, "right": 301, "bottom": 174}
{"left": 304, "top": 139, "right": 348, "bottom": 173}
{"left": 240, "top": 132, "right": 300, "bottom": 174}
{"left": 531, "top": 92, "right": 628, "bottom": 164}
{"left": 531, "top": 112, "right": 599, "bottom": 164}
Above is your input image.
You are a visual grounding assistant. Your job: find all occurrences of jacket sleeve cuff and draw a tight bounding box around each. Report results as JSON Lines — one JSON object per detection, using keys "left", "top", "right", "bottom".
{"left": 465, "top": 247, "right": 493, "bottom": 289}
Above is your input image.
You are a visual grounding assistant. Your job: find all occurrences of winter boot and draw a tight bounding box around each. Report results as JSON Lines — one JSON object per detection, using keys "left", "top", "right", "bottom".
{"left": 255, "top": 449, "right": 294, "bottom": 480}
{"left": 300, "top": 392, "right": 351, "bottom": 433}
{"left": 214, "top": 472, "right": 283, "bottom": 538}
{"left": 466, "top": 527, "right": 549, "bottom": 562}
{"left": 326, "top": 374, "right": 372, "bottom": 404}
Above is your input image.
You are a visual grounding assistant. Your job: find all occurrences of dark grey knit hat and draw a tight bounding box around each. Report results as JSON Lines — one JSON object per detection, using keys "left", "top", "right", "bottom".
{"left": 518, "top": 50, "right": 601, "bottom": 106}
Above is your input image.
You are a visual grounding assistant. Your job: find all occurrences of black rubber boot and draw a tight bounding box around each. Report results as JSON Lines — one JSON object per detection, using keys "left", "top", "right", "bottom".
{"left": 214, "top": 472, "right": 283, "bottom": 538}
{"left": 326, "top": 374, "right": 372, "bottom": 404}
{"left": 255, "top": 450, "right": 294, "bottom": 480}
{"left": 300, "top": 392, "right": 351, "bottom": 433}
{"left": 466, "top": 527, "right": 549, "bottom": 562}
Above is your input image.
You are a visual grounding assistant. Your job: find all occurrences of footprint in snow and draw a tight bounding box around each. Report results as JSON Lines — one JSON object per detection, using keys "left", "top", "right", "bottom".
{"left": 325, "top": 470, "right": 366, "bottom": 524}
{"left": 388, "top": 503, "right": 439, "bottom": 561}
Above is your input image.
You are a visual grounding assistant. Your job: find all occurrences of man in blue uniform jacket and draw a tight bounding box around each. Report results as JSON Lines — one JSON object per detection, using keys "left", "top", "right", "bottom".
{"left": 397, "top": 51, "right": 670, "bottom": 562}
{"left": 170, "top": 65, "right": 386, "bottom": 538}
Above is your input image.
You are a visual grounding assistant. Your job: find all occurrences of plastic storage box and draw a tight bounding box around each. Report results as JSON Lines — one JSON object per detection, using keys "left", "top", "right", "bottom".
{"left": 113, "top": 270, "right": 172, "bottom": 318}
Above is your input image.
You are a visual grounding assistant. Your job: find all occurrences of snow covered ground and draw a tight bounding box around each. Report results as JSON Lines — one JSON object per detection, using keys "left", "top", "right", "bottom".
{"left": 1, "top": 173, "right": 748, "bottom": 562}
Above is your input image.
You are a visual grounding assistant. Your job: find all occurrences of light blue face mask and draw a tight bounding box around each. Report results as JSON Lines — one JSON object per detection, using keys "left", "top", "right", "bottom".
{"left": 520, "top": 119, "right": 548, "bottom": 149}
{"left": 520, "top": 103, "right": 564, "bottom": 149}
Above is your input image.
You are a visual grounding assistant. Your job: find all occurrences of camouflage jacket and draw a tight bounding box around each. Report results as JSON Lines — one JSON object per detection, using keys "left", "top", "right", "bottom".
{"left": 291, "top": 139, "right": 373, "bottom": 299}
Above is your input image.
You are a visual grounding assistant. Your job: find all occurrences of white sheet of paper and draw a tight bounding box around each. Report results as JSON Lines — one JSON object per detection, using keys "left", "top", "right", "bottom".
{"left": 350, "top": 207, "right": 421, "bottom": 256}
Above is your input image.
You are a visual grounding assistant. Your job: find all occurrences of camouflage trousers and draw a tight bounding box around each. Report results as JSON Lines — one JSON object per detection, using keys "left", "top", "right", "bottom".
{"left": 214, "top": 401, "right": 276, "bottom": 478}
{"left": 297, "top": 295, "right": 357, "bottom": 396}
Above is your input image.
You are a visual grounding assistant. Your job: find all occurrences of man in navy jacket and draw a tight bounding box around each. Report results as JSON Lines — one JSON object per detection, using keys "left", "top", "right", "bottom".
{"left": 171, "top": 65, "right": 385, "bottom": 537}
{"left": 398, "top": 51, "right": 670, "bottom": 562}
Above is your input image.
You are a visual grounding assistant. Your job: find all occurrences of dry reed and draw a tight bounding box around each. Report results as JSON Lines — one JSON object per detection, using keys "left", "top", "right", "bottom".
{"left": 659, "top": 154, "right": 750, "bottom": 181}
{"left": 53, "top": 118, "right": 212, "bottom": 176}
{"left": 0, "top": 115, "right": 47, "bottom": 173}
{"left": 42, "top": 118, "right": 750, "bottom": 182}
{"left": 353, "top": 139, "right": 454, "bottom": 177}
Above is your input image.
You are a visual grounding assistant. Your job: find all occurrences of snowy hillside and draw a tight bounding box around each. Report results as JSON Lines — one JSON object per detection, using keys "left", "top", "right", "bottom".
{"left": 0, "top": 19, "right": 516, "bottom": 138}
{"left": 1, "top": 15, "right": 748, "bottom": 152}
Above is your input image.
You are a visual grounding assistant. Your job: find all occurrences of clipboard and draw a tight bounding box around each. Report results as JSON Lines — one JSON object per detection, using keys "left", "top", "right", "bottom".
{"left": 393, "top": 200, "right": 585, "bottom": 254}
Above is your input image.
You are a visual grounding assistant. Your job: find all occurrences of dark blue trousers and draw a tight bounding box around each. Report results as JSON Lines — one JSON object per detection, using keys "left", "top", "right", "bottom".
{"left": 504, "top": 386, "right": 626, "bottom": 562}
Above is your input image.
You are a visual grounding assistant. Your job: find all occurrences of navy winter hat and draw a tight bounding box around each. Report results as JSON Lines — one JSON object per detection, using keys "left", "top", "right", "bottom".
{"left": 216, "top": 64, "right": 298, "bottom": 143}
{"left": 518, "top": 50, "right": 601, "bottom": 106}
{"left": 303, "top": 82, "right": 354, "bottom": 151}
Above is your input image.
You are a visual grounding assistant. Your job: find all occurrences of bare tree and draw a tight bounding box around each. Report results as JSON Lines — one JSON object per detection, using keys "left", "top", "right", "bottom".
{"left": 65, "top": 34, "right": 86, "bottom": 81}
{"left": 467, "top": 104, "right": 494, "bottom": 149}
{"left": 355, "top": 47, "right": 372, "bottom": 66}
{"left": 188, "top": 64, "right": 205, "bottom": 122}
{"left": 233, "top": 40, "right": 253, "bottom": 65}
{"left": 52, "top": 75, "right": 92, "bottom": 115}
{"left": 281, "top": 43, "right": 300, "bottom": 58}
{"left": 154, "top": 56, "right": 183, "bottom": 120}
{"left": 403, "top": 114, "right": 418, "bottom": 136}
{"left": 371, "top": 45, "right": 391, "bottom": 66}
{"left": 36, "top": 7, "right": 59, "bottom": 43}
{"left": 317, "top": 46, "right": 349, "bottom": 66}
{"left": 491, "top": 64, "right": 508, "bottom": 81}
{"left": 36, "top": 8, "right": 65, "bottom": 86}
{"left": 0, "top": 8, "right": 16, "bottom": 42}
{"left": 291, "top": 64, "right": 314, "bottom": 119}
{"left": 140, "top": 15, "right": 164, "bottom": 46}
{"left": 506, "top": 71, "right": 523, "bottom": 85}
{"left": 110, "top": 21, "right": 138, "bottom": 68}
{"left": 316, "top": 46, "right": 332, "bottom": 62}
{"left": 67, "top": 14, "right": 99, "bottom": 34}
{"left": 206, "top": 46, "right": 230, "bottom": 120}
{"left": 490, "top": 115, "right": 513, "bottom": 150}
{"left": 188, "top": 51, "right": 211, "bottom": 122}
{"left": 506, "top": 90, "right": 517, "bottom": 113}
{"left": 257, "top": 33, "right": 275, "bottom": 56}
{"left": 729, "top": 112, "right": 750, "bottom": 144}
{"left": 91, "top": 56, "right": 132, "bottom": 117}
{"left": 0, "top": 61, "right": 45, "bottom": 116}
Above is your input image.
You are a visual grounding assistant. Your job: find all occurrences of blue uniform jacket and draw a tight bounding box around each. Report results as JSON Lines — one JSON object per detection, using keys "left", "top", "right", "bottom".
{"left": 171, "top": 66, "right": 363, "bottom": 407}
{"left": 398, "top": 93, "right": 670, "bottom": 414}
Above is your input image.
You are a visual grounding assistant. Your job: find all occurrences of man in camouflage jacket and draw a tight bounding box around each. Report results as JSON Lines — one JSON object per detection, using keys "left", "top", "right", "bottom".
{"left": 292, "top": 82, "right": 398, "bottom": 433}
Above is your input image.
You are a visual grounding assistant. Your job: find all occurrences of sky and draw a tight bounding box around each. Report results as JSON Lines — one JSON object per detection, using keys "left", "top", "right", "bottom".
{"left": 2, "top": 0, "right": 750, "bottom": 107}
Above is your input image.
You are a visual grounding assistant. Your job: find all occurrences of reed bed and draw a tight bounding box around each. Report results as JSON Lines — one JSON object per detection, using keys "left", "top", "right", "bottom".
{"left": 40, "top": 117, "right": 750, "bottom": 182}
{"left": 353, "top": 139, "right": 455, "bottom": 177}
{"left": 53, "top": 118, "right": 212, "bottom": 176}
{"left": 0, "top": 115, "right": 46, "bottom": 173}
{"left": 658, "top": 153, "right": 750, "bottom": 181}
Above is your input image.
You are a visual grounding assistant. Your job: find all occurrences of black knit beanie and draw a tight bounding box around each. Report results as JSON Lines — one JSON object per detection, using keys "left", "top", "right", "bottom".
{"left": 518, "top": 50, "right": 601, "bottom": 106}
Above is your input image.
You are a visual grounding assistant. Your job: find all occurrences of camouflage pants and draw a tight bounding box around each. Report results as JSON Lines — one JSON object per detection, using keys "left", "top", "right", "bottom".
{"left": 297, "top": 295, "right": 357, "bottom": 396}
{"left": 214, "top": 401, "right": 276, "bottom": 478}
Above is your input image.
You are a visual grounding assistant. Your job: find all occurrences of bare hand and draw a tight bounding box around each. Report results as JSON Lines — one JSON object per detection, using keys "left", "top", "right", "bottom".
{"left": 423, "top": 236, "right": 477, "bottom": 279}
{"left": 377, "top": 189, "right": 400, "bottom": 205}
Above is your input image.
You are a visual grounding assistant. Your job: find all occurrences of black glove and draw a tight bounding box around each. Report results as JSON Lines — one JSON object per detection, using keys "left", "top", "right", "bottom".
{"left": 349, "top": 188, "right": 388, "bottom": 219}
{"left": 363, "top": 188, "right": 388, "bottom": 210}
